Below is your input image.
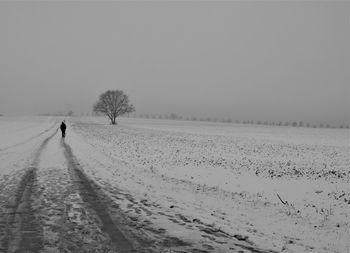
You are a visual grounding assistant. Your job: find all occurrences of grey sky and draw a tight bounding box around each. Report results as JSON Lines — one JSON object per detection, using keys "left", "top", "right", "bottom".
{"left": 0, "top": 1, "right": 349, "bottom": 125}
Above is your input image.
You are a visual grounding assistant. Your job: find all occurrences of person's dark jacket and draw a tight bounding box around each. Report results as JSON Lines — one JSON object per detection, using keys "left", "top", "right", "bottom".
{"left": 60, "top": 122, "right": 66, "bottom": 131}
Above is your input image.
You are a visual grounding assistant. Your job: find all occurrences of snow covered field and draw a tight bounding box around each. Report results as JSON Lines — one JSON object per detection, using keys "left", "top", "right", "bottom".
{"left": 0, "top": 116, "right": 349, "bottom": 252}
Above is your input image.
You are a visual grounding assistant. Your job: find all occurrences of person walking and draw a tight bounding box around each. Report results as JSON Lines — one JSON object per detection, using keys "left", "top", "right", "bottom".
{"left": 60, "top": 120, "right": 67, "bottom": 138}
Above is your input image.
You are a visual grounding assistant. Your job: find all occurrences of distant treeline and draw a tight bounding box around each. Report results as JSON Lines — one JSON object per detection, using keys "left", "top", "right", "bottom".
{"left": 130, "top": 113, "right": 349, "bottom": 129}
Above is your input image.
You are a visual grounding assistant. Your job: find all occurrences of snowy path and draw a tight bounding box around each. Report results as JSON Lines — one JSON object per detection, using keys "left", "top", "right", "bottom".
{"left": 0, "top": 124, "right": 57, "bottom": 252}
{"left": 0, "top": 120, "right": 138, "bottom": 252}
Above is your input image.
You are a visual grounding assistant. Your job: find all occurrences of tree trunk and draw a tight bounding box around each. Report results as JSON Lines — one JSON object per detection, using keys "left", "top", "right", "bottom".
{"left": 111, "top": 117, "right": 117, "bottom": 125}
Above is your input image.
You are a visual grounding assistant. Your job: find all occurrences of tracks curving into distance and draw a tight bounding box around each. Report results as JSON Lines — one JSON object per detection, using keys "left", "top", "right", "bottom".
{"left": 62, "top": 140, "right": 135, "bottom": 252}
{"left": 1, "top": 124, "right": 136, "bottom": 253}
{"left": 1, "top": 122, "right": 276, "bottom": 253}
{"left": 0, "top": 122, "right": 57, "bottom": 153}
{"left": 2, "top": 128, "right": 58, "bottom": 253}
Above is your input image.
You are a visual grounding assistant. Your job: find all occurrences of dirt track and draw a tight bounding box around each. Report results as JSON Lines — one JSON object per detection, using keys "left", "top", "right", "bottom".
{"left": 2, "top": 167, "right": 42, "bottom": 252}
{"left": 1, "top": 128, "right": 58, "bottom": 252}
{"left": 0, "top": 124, "right": 278, "bottom": 253}
{"left": 0, "top": 128, "right": 138, "bottom": 253}
{"left": 62, "top": 140, "right": 135, "bottom": 252}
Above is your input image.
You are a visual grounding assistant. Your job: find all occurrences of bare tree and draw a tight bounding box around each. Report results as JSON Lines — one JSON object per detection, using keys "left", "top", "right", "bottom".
{"left": 93, "top": 90, "right": 135, "bottom": 125}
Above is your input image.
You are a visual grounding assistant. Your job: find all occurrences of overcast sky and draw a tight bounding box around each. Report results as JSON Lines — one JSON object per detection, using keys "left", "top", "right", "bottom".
{"left": 0, "top": 1, "right": 349, "bottom": 125}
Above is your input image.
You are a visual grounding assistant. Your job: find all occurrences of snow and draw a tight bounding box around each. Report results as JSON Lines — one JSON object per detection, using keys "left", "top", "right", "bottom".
{"left": 0, "top": 116, "right": 56, "bottom": 151}
{"left": 68, "top": 116, "right": 350, "bottom": 252}
{"left": 0, "top": 116, "right": 349, "bottom": 252}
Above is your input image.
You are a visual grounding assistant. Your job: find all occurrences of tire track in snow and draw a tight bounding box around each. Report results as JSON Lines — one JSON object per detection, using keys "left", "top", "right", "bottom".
{"left": 1, "top": 128, "right": 58, "bottom": 253}
{"left": 62, "top": 141, "right": 135, "bottom": 252}
{"left": 0, "top": 122, "right": 57, "bottom": 152}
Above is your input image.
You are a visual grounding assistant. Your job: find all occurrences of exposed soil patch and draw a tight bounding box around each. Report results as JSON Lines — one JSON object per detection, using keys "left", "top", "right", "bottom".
{"left": 2, "top": 167, "right": 42, "bottom": 253}
{"left": 62, "top": 141, "right": 136, "bottom": 252}
{"left": 1, "top": 128, "right": 58, "bottom": 252}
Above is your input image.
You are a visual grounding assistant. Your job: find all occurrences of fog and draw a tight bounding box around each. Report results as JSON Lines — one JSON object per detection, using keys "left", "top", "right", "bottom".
{"left": 0, "top": 1, "right": 349, "bottom": 125}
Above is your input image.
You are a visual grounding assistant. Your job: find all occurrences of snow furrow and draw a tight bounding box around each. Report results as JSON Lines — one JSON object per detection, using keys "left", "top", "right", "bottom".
{"left": 1, "top": 128, "right": 58, "bottom": 252}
